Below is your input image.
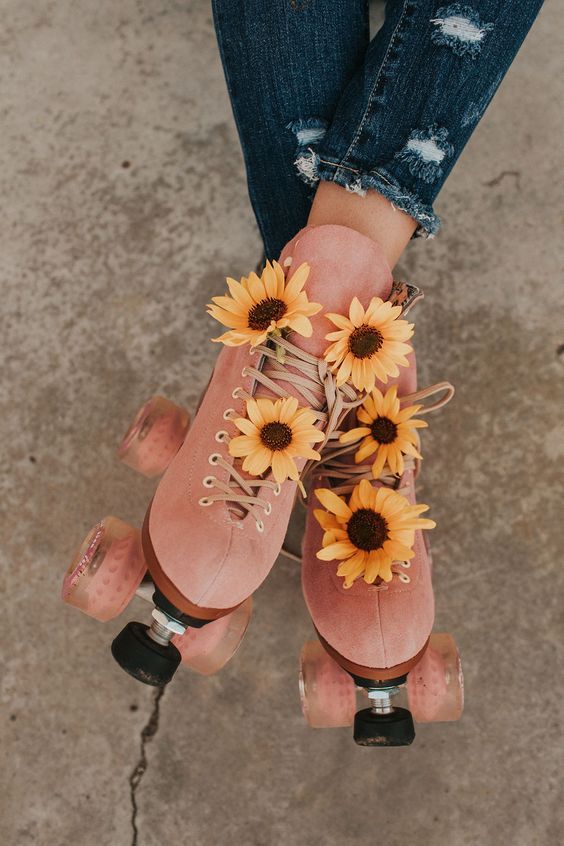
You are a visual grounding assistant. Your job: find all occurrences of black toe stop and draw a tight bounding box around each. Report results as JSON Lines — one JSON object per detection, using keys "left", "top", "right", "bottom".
{"left": 353, "top": 707, "right": 415, "bottom": 747}
{"left": 111, "top": 621, "right": 181, "bottom": 687}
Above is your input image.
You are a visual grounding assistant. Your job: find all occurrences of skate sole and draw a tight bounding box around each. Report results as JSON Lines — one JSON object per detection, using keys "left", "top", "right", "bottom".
{"left": 316, "top": 629, "right": 430, "bottom": 682}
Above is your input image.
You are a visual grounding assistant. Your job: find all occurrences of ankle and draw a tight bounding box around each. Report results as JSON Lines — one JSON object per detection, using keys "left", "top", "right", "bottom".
{"left": 307, "top": 181, "right": 417, "bottom": 270}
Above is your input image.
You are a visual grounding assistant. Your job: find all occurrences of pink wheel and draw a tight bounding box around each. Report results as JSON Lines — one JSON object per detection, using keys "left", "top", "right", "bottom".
{"left": 299, "top": 640, "right": 356, "bottom": 728}
{"left": 62, "top": 517, "right": 146, "bottom": 622}
{"left": 118, "top": 395, "right": 190, "bottom": 478}
{"left": 407, "top": 632, "right": 464, "bottom": 723}
{"left": 171, "top": 598, "right": 252, "bottom": 676}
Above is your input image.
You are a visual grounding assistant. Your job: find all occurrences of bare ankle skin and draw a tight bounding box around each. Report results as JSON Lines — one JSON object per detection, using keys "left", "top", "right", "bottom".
{"left": 307, "top": 181, "right": 417, "bottom": 270}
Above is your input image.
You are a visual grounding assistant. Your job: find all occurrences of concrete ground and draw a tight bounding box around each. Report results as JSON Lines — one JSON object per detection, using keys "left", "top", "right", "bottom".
{"left": 2, "top": 2, "right": 562, "bottom": 845}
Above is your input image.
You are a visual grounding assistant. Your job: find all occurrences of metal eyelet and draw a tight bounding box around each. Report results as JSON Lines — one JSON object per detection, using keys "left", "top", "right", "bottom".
{"left": 231, "top": 387, "right": 242, "bottom": 400}
{"left": 223, "top": 408, "right": 235, "bottom": 420}
{"left": 272, "top": 484, "right": 281, "bottom": 496}
{"left": 208, "top": 453, "right": 221, "bottom": 465}
{"left": 398, "top": 573, "right": 411, "bottom": 583}
{"left": 400, "top": 560, "right": 411, "bottom": 568}
{"left": 199, "top": 497, "right": 213, "bottom": 507}
{"left": 264, "top": 502, "right": 272, "bottom": 516}
{"left": 203, "top": 476, "right": 216, "bottom": 488}
{"left": 256, "top": 520, "right": 265, "bottom": 533}
{"left": 215, "top": 430, "right": 228, "bottom": 442}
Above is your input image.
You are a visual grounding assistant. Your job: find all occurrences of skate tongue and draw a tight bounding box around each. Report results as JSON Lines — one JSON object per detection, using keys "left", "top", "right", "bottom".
{"left": 256, "top": 225, "right": 394, "bottom": 407}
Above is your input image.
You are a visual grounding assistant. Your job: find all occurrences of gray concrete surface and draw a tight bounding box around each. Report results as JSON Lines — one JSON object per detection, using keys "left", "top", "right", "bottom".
{"left": 1, "top": 2, "right": 563, "bottom": 845}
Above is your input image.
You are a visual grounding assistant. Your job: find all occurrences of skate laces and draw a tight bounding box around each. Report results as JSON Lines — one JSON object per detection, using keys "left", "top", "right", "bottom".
{"left": 199, "top": 333, "right": 363, "bottom": 530}
{"left": 306, "top": 382, "right": 454, "bottom": 587}
{"left": 203, "top": 258, "right": 423, "bottom": 532}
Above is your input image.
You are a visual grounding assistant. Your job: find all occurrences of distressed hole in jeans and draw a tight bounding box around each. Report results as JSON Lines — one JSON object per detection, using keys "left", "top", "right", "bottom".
{"left": 394, "top": 125, "right": 454, "bottom": 183}
{"left": 461, "top": 70, "right": 503, "bottom": 127}
{"left": 287, "top": 118, "right": 327, "bottom": 187}
{"left": 430, "top": 4, "right": 494, "bottom": 57}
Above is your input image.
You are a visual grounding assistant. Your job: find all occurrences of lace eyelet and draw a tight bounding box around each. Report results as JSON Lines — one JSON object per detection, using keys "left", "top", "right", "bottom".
{"left": 256, "top": 520, "right": 265, "bottom": 533}
{"left": 398, "top": 573, "right": 411, "bottom": 583}
{"left": 208, "top": 453, "right": 221, "bottom": 465}
{"left": 223, "top": 408, "right": 235, "bottom": 420}
{"left": 272, "top": 483, "right": 281, "bottom": 496}
{"left": 203, "top": 476, "right": 216, "bottom": 488}
{"left": 400, "top": 560, "right": 411, "bottom": 568}
{"left": 241, "top": 368, "right": 248, "bottom": 378}
{"left": 231, "top": 387, "right": 242, "bottom": 400}
{"left": 199, "top": 497, "right": 213, "bottom": 507}
{"left": 264, "top": 502, "right": 272, "bottom": 516}
{"left": 215, "top": 430, "right": 228, "bottom": 442}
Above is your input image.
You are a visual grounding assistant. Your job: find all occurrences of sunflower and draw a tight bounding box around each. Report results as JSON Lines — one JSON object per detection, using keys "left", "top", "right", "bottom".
{"left": 314, "top": 479, "right": 435, "bottom": 587}
{"left": 323, "top": 296, "right": 414, "bottom": 391}
{"left": 207, "top": 260, "right": 322, "bottom": 348}
{"left": 228, "top": 396, "right": 325, "bottom": 484}
{"left": 339, "top": 385, "right": 427, "bottom": 478}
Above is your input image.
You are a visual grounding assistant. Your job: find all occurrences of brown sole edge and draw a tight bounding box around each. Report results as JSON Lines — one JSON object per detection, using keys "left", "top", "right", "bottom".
{"left": 141, "top": 502, "right": 239, "bottom": 622}
{"left": 316, "top": 630, "right": 430, "bottom": 682}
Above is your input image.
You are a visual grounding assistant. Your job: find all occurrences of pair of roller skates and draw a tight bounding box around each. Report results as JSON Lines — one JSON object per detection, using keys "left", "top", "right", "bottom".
{"left": 62, "top": 225, "right": 463, "bottom": 746}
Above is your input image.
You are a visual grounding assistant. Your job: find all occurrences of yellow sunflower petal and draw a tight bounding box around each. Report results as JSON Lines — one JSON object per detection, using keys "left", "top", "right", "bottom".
{"left": 287, "top": 314, "right": 314, "bottom": 337}
{"left": 233, "top": 417, "right": 259, "bottom": 437}
{"left": 313, "top": 509, "right": 340, "bottom": 531}
{"left": 325, "top": 313, "right": 354, "bottom": 331}
{"left": 284, "top": 262, "right": 310, "bottom": 301}
{"left": 340, "top": 427, "right": 370, "bottom": 445}
{"left": 228, "top": 435, "right": 258, "bottom": 457}
{"left": 349, "top": 297, "right": 365, "bottom": 326}
{"left": 246, "top": 399, "right": 266, "bottom": 427}
{"left": 371, "top": 447, "right": 388, "bottom": 479}
{"left": 317, "top": 541, "right": 357, "bottom": 561}
{"left": 242, "top": 447, "right": 272, "bottom": 476}
{"left": 272, "top": 451, "right": 298, "bottom": 483}
{"left": 315, "top": 488, "right": 352, "bottom": 521}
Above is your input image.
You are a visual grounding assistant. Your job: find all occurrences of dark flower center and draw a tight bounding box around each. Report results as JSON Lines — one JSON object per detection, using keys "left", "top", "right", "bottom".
{"left": 347, "top": 508, "right": 389, "bottom": 551}
{"left": 348, "top": 324, "right": 384, "bottom": 359}
{"left": 260, "top": 421, "right": 293, "bottom": 451}
{"left": 370, "top": 416, "right": 398, "bottom": 445}
{"left": 247, "top": 297, "right": 287, "bottom": 331}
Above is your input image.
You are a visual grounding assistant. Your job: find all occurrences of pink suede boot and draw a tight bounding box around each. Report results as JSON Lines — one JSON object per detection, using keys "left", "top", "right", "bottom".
{"left": 298, "top": 292, "right": 464, "bottom": 745}
{"left": 63, "top": 225, "right": 417, "bottom": 687}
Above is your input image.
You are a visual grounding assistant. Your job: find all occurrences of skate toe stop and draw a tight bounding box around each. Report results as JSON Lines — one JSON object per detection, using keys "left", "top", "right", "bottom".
{"left": 353, "top": 707, "right": 415, "bottom": 747}
{"left": 111, "top": 621, "right": 181, "bottom": 687}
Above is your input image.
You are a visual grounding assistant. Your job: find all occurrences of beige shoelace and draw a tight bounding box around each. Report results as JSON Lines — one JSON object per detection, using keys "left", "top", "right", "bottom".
{"left": 284, "top": 381, "right": 455, "bottom": 586}
{"left": 198, "top": 333, "right": 365, "bottom": 530}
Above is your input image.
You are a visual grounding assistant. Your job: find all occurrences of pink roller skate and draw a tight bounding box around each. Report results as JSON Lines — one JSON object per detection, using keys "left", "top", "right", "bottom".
{"left": 62, "top": 225, "right": 417, "bottom": 688}
{"left": 298, "top": 285, "right": 464, "bottom": 746}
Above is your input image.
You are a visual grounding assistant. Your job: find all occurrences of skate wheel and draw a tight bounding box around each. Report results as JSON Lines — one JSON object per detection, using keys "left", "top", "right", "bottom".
{"left": 299, "top": 640, "right": 356, "bottom": 728}
{"left": 407, "top": 632, "right": 464, "bottom": 723}
{"left": 118, "top": 395, "right": 190, "bottom": 478}
{"left": 62, "top": 517, "right": 146, "bottom": 622}
{"left": 171, "top": 598, "right": 252, "bottom": 675}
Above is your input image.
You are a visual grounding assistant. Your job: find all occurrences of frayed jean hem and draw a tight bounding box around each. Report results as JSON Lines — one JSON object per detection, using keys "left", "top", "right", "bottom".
{"left": 295, "top": 149, "right": 441, "bottom": 239}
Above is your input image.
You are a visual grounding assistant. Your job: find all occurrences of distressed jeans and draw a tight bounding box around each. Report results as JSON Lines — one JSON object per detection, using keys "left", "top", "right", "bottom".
{"left": 212, "top": 0, "right": 543, "bottom": 259}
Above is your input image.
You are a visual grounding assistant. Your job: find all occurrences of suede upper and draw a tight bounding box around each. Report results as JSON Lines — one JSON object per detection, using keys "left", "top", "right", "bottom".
{"left": 148, "top": 225, "right": 393, "bottom": 610}
{"left": 301, "top": 468, "right": 434, "bottom": 670}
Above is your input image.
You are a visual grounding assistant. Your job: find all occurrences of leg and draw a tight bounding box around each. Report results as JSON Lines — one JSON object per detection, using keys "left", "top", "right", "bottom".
{"left": 308, "top": 0, "right": 544, "bottom": 266}
{"left": 308, "top": 181, "right": 417, "bottom": 268}
{"left": 211, "top": 0, "right": 369, "bottom": 259}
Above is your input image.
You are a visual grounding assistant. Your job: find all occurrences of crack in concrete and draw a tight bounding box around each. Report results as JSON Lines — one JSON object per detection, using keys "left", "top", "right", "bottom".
{"left": 129, "top": 686, "right": 165, "bottom": 846}
{"left": 483, "top": 170, "right": 521, "bottom": 190}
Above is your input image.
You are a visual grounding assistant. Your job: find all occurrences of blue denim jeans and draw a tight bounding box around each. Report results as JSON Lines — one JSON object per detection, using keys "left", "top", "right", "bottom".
{"left": 212, "top": 0, "right": 543, "bottom": 259}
